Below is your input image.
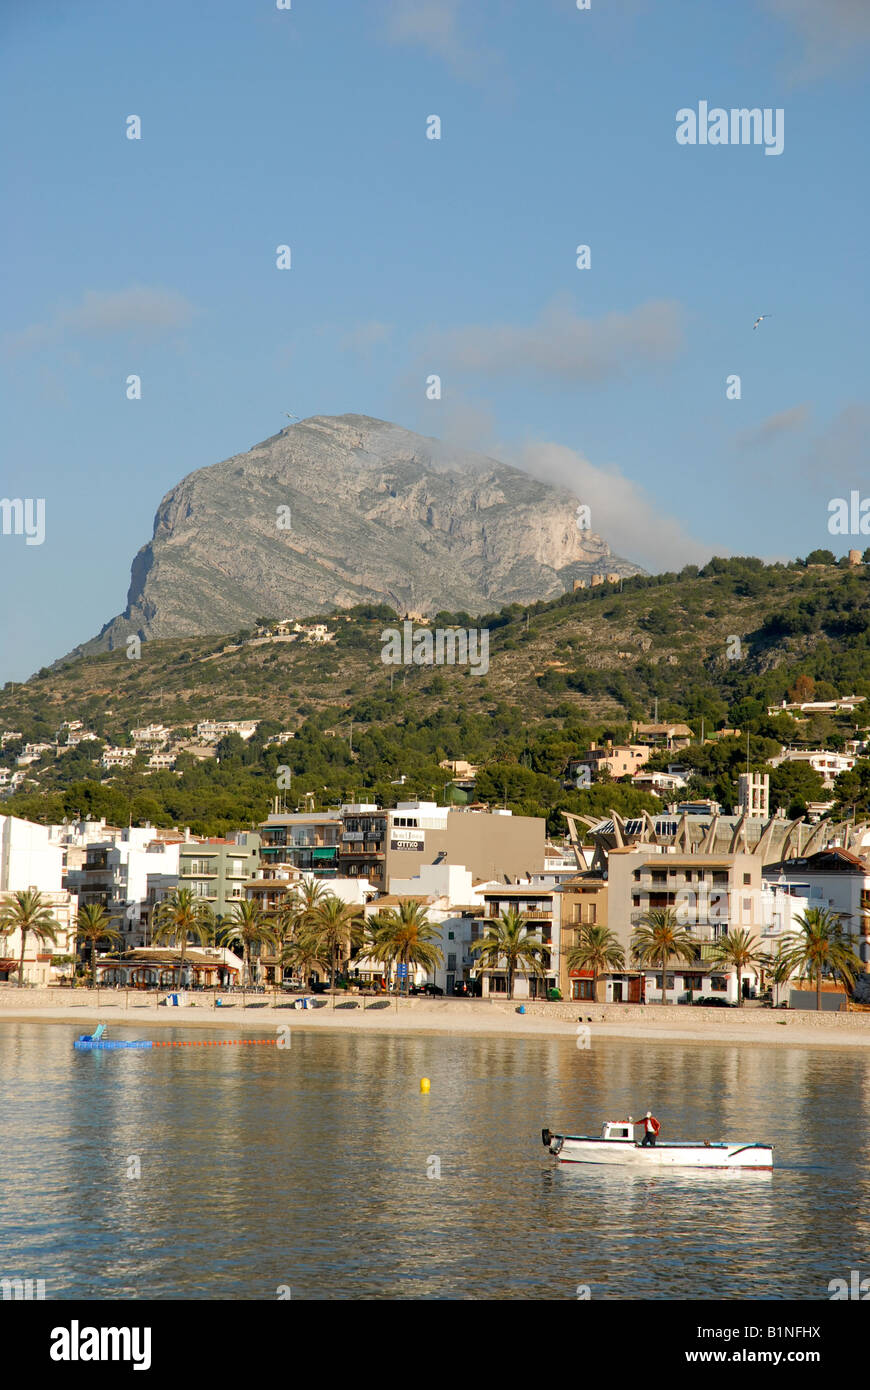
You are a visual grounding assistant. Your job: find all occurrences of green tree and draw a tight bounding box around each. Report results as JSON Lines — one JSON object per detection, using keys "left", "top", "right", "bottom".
{"left": 152, "top": 887, "right": 215, "bottom": 987}
{"left": 75, "top": 903, "right": 123, "bottom": 987}
{"left": 307, "top": 895, "right": 366, "bottom": 989}
{"left": 566, "top": 924, "right": 625, "bottom": 1001}
{"left": 367, "top": 899, "right": 444, "bottom": 992}
{"left": 779, "top": 908, "right": 863, "bottom": 1011}
{"left": 0, "top": 889, "right": 60, "bottom": 988}
{"left": 631, "top": 909, "right": 698, "bottom": 1005}
{"left": 281, "top": 929, "right": 331, "bottom": 988}
{"left": 708, "top": 928, "right": 765, "bottom": 1006}
{"left": 471, "top": 906, "right": 548, "bottom": 1000}
{"left": 217, "top": 899, "right": 279, "bottom": 986}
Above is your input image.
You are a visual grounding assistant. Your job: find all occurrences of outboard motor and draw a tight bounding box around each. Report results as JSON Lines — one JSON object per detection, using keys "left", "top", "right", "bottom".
{"left": 541, "top": 1128, "right": 552, "bottom": 1147}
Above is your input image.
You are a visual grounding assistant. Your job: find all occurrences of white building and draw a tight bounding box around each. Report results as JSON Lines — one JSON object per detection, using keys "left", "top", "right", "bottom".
{"left": 763, "top": 848, "right": 870, "bottom": 969}
{"left": 195, "top": 720, "right": 259, "bottom": 743}
{"left": 769, "top": 749, "right": 856, "bottom": 789}
{"left": 132, "top": 723, "right": 171, "bottom": 747}
{"left": 101, "top": 746, "right": 135, "bottom": 770}
{"left": 0, "top": 815, "right": 77, "bottom": 983}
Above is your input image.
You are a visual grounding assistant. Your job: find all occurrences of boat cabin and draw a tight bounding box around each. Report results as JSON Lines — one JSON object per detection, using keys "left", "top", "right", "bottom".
{"left": 600, "top": 1120, "right": 638, "bottom": 1141}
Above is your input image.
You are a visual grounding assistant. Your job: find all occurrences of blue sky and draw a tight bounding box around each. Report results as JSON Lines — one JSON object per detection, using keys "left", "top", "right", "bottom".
{"left": 2, "top": 0, "right": 868, "bottom": 680}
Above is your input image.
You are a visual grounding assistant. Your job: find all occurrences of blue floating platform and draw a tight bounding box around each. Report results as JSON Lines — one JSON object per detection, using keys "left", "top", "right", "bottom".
{"left": 74, "top": 1026, "right": 152, "bottom": 1050}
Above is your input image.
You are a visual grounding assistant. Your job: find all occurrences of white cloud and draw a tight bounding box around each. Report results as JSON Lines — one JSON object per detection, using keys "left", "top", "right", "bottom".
{"left": 4, "top": 287, "right": 196, "bottom": 356}
{"left": 801, "top": 403, "right": 870, "bottom": 481}
{"left": 764, "top": 0, "right": 870, "bottom": 78}
{"left": 340, "top": 320, "right": 394, "bottom": 355}
{"left": 382, "top": 0, "right": 503, "bottom": 84}
{"left": 426, "top": 296, "right": 685, "bottom": 384}
{"left": 514, "top": 440, "right": 715, "bottom": 572}
{"left": 737, "top": 403, "right": 810, "bottom": 448}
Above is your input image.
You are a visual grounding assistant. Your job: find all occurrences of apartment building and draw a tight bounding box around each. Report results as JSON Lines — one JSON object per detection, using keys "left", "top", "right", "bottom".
{"left": 763, "top": 847, "right": 870, "bottom": 968}
{"left": 177, "top": 832, "right": 260, "bottom": 921}
{"left": 607, "top": 845, "right": 765, "bottom": 1004}
{"left": 476, "top": 884, "right": 561, "bottom": 998}
{"left": 259, "top": 811, "right": 342, "bottom": 875}
{"left": 342, "top": 801, "right": 546, "bottom": 891}
{"left": 68, "top": 828, "right": 185, "bottom": 944}
{"left": 260, "top": 802, "right": 546, "bottom": 893}
{"left": 557, "top": 875, "right": 614, "bottom": 1001}
{"left": 0, "top": 815, "right": 77, "bottom": 983}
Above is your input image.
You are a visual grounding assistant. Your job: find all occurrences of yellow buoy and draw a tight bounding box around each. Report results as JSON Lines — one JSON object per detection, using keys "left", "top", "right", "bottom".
{"left": 420, "top": 1077, "right": 431, "bottom": 1094}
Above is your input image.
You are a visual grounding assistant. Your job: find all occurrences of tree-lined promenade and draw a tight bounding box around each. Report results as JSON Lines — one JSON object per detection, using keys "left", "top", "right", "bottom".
{"left": 0, "top": 887, "right": 865, "bottom": 1011}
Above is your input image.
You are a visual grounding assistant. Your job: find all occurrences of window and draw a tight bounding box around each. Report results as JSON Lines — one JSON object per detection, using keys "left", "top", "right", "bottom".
{"left": 743, "top": 873, "right": 751, "bottom": 885}
{"left": 447, "top": 954, "right": 456, "bottom": 971}
{"left": 448, "top": 931, "right": 454, "bottom": 940}
{"left": 571, "top": 979, "right": 594, "bottom": 1000}
{"left": 710, "top": 976, "right": 727, "bottom": 992}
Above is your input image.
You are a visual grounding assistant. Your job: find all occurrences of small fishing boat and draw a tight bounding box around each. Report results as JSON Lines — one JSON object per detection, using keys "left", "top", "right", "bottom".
{"left": 541, "top": 1119, "right": 773, "bottom": 1170}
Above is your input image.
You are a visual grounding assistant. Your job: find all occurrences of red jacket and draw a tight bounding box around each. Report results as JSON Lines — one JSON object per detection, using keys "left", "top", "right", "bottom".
{"left": 640, "top": 1116, "right": 660, "bottom": 1135}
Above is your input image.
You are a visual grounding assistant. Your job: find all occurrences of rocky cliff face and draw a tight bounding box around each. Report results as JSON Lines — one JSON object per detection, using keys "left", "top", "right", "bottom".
{"left": 75, "top": 414, "right": 643, "bottom": 653}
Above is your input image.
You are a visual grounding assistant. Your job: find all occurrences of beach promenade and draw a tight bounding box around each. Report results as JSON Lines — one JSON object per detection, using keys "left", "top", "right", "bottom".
{"left": 2, "top": 987, "right": 870, "bottom": 1048}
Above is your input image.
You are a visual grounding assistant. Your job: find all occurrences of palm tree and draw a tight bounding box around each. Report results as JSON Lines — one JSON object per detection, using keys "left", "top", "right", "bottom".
{"left": 75, "top": 903, "right": 123, "bottom": 988}
{"left": 759, "top": 943, "right": 795, "bottom": 1007}
{"left": 631, "top": 908, "right": 698, "bottom": 1005}
{"left": 307, "top": 895, "right": 366, "bottom": 989}
{"left": 281, "top": 930, "right": 331, "bottom": 990}
{"left": 0, "top": 889, "right": 60, "bottom": 988}
{"left": 152, "top": 887, "right": 214, "bottom": 989}
{"left": 368, "top": 899, "right": 444, "bottom": 993}
{"left": 779, "top": 907, "right": 864, "bottom": 1012}
{"left": 217, "top": 899, "right": 279, "bottom": 987}
{"left": 566, "top": 924, "right": 625, "bottom": 1003}
{"left": 277, "top": 877, "right": 332, "bottom": 953}
{"left": 471, "top": 906, "right": 548, "bottom": 1000}
{"left": 708, "top": 928, "right": 765, "bottom": 1006}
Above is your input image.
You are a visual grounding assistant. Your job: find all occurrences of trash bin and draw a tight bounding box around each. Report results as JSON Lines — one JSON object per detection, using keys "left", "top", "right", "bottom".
{"left": 517, "top": 1004, "right": 526, "bottom": 1014}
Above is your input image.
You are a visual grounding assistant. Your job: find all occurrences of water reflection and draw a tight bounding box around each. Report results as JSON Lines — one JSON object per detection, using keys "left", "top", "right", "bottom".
{"left": 0, "top": 1022, "right": 868, "bottom": 1299}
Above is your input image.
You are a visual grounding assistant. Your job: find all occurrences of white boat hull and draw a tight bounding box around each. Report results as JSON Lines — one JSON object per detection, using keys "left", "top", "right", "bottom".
{"left": 544, "top": 1132, "right": 773, "bottom": 1170}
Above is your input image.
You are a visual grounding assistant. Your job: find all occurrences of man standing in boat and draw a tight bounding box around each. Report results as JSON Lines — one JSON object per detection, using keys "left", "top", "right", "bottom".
{"left": 637, "top": 1111, "right": 661, "bottom": 1147}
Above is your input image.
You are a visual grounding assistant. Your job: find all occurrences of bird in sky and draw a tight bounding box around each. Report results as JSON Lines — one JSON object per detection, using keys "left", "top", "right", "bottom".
{"left": 283, "top": 410, "right": 300, "bottom": 421}
{"left": 752, "top": 315, "right": 772, "bottom": 330}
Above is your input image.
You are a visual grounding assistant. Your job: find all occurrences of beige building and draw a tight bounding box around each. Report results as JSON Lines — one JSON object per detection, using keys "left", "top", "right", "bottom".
{"left": 568, "top": 742, "right": 650, "bottom": 783}
{"left": 606, "top": 845, "right": 764, "bottom": 1004}
{"left": 556, "top": 876, "right": 614, "bottom": 1001}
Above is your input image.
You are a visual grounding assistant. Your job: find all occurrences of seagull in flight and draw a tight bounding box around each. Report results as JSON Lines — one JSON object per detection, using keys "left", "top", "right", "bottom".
{"left": 283, "top": 409, "right": 301, "bottom": 422}
{"left": 752, "top": 315, "right": 772, "bottom": 330}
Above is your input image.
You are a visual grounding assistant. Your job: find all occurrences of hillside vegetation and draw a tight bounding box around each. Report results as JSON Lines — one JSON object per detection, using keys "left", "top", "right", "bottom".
{"left": 3, "top": 555, "right": 870, "bottom": 836}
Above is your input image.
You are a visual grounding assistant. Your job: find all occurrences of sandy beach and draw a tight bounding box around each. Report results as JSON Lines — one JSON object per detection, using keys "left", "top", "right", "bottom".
{"left": 2, "top": 988, "right": 870, "bottom": 1048}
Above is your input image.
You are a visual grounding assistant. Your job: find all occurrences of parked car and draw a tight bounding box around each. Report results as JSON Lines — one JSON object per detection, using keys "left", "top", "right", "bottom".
{"left": 410, "top": 983, "right": 444, "bottom": 996}
{"left": 693, "top": 996, "right": 733, "bottom": 1007}
{"left": 452, "top": 981, "right": 471, "bottom": 997}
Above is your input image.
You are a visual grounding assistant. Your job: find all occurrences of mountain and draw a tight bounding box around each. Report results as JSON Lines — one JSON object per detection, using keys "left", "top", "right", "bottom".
{"left": 69, "top": 414, "right": 643, "bottom": 658}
